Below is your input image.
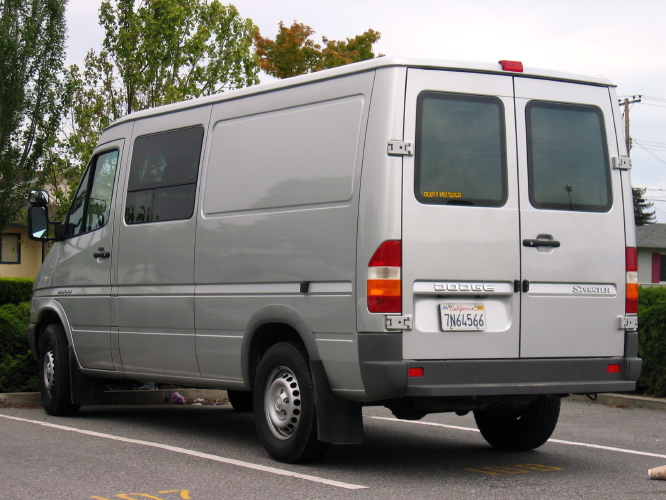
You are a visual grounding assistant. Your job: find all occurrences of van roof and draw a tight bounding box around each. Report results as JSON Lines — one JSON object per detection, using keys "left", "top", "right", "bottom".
{"left": 109, "top": 56, "right": 615, "bottom": 128}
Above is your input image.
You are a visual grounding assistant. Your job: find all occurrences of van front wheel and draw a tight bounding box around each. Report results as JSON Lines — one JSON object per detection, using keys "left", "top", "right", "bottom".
{"left": 473, "top": 396, "right": 560, "bottom": 451}
{"left": 253, "top": 342, "right": 330, "bottom": 463}
{"left": 39, "top": 323, "right": 80, "bottom": 416}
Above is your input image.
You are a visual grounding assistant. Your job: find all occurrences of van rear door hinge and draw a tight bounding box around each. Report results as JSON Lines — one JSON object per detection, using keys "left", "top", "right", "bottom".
{"left": 612, "top": 156, "right": 632, "bottom": 170}
{"left": 617, "top": 315, "right": 638, "bottom": 330}
{"left": 385, "top": 315, "right": 412, "bottom": 330}
{"left": 387, "top": 140, "right": 413, "bottom": 156}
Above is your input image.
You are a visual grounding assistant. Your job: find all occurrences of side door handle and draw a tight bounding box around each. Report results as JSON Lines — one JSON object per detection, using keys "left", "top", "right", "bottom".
{"left": 523, "top": 239, "right": 560, "bottom": 248}
{"left": 93, "top": 248, "right": 111, "bottom": 259}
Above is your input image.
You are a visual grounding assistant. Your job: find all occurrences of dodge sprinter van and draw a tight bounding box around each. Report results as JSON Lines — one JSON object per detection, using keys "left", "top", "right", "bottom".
{"left": 27, "top": 57, "right": 641, "bottom": 463}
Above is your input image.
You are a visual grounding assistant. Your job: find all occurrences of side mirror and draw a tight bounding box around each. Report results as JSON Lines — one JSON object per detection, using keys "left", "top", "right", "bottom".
{"left": 27, "top": 190, "right": 62, "bottom": 241}
{"left": 27, "top": 205, "right": 49, "bottom": 240}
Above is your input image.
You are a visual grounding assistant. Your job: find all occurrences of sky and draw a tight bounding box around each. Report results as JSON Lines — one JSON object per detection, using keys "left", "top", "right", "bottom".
{"left": 64, "top": 0, "right": 666, "bottom": 220}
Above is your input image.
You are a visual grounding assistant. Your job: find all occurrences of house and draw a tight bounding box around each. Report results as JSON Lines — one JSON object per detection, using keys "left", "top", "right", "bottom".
{"left": 636, "top": 223, "right": 666, "bottom": 286}
{"left": 0, "top": 223, "right": 46, "bottom": 279}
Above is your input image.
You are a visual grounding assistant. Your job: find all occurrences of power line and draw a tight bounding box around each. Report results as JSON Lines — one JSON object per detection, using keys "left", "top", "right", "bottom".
{"left": 641, "top": 95, "right": 666, "bottom": 102}
{"left": 639, "top": 139, "right": 666, "bottom": 146}
{"left": 633, "top": 139, "right": 666, "bottom": 164}
{"left": 640, "top": 103, "right": 666, "bottom": 109}
{"left": 635, "top": 141, "right": 666, "bottom": 153}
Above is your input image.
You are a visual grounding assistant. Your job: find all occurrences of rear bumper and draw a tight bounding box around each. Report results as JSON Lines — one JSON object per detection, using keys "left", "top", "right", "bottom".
{"left": 358, "top": 333, "right": 642, "bottom": 400}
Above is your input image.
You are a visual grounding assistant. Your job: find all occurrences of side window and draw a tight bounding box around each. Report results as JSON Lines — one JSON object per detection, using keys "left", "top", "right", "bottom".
{"left": 415, "top": 92, "right": 507, "bottom": 207}
{"left": 66, "top": 150, "right": 119, "bottom": 238}
{"left": 0, "top": 233, "right": 20, "bottom": 264}
{"left": 125, "top": 126, "right": 204, "bottom": 224}
{"left": 526, "top": 101, "right": 611, "bottom": 212}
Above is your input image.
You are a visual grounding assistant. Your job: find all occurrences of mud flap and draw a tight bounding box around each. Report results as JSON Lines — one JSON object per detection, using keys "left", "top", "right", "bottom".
{"left": 310, "top": 360, "right": 364, "bottom": 444}
{"left": 69, "top": 347, "right": 105, "bottom": 405}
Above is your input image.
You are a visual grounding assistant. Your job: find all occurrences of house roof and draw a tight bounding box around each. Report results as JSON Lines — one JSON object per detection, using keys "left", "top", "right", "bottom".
{"left": 636, "top": 223, "right": 666, "bottom": 249}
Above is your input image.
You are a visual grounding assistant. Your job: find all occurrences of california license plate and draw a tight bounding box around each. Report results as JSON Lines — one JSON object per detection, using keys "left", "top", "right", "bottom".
{"left": 440, "top": 304, "right": 486, "bottom": 331}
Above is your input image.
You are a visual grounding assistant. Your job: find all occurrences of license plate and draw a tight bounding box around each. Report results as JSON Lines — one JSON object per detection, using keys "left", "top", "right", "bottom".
{"left": 440, "top": 304, "right": 486, "bottom": 331}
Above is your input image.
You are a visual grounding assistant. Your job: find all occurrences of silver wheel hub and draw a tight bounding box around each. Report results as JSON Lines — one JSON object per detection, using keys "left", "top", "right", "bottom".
{"left": 43, "top": 350, "right": 55, "bottom": 396}
{"left": 264, "top": 366, "right": 302, "bottom": 440}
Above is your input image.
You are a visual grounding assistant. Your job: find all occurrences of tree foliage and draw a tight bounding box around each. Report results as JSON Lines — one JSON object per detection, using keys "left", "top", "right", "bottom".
{"left": 93, "top": 0, "right": 259, "bottom": 116}
{"left": 48, "top": 0, "right": 260, "bottom": 219}
{"left": 254, "top": 21, "right": 381, "bottom": 79}
{"left": 0, "top": 0, "right": 72, "bottom": 232}
{"left": 633, "top": 187, "right": 656, "bottom": 226}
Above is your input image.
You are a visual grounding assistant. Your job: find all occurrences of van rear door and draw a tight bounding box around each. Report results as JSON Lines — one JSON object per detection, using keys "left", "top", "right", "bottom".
{"left": 401, "top": 69, "right": 521, "bottom": 360}
{"left": 515, "top": 78, "right": 626, "bottom": 358}
{"left": 401, "top": 68, "right": 626, "bottom": 361}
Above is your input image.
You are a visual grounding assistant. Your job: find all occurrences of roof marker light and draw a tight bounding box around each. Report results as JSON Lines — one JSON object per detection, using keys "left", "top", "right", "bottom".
{"left": 499, "top": 60, "right": 524, "bottom": 73}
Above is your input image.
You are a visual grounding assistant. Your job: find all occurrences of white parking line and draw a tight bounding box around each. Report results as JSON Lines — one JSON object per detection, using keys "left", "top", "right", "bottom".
{"left": 0, "top": 414, "right": 368, "bottom": 490}
{"left": 371, "top": 416, "right": 666, "bottom": 460}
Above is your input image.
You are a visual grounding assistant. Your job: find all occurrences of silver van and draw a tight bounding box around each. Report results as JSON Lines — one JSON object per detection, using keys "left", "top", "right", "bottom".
{"left": 27, "top": 57, "right": 641, "bottom": 463}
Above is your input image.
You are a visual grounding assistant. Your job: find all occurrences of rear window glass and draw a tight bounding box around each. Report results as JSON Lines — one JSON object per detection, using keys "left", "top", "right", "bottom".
{"left": 526, "top": 101, "right": 611, "bottom": 212}
{"left": 415, "top": 92, "right": 507, "bottom": 207}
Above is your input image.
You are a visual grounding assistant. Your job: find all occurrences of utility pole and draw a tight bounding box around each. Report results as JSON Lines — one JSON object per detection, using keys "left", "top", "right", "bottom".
{"left": 623, "top": 96, "right": 642, "bottom": 156}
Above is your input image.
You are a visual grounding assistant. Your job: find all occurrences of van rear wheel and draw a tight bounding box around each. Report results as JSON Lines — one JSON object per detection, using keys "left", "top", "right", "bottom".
{"left": 473, "top": 396, "right": 560, "bottom": 451}
{"left": 253, "top": 342, "right": 330, "bottom": 463}
{"left": 39, "top": 323, "right": 80, "bottom": 416}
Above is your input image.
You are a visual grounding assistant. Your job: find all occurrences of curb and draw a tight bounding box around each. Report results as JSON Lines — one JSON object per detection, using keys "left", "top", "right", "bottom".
{"left": 568, "top": 393, "right": 666, "bottom": 411}
{"left": 0, "top": 389, "right": 229, "bottom": 407}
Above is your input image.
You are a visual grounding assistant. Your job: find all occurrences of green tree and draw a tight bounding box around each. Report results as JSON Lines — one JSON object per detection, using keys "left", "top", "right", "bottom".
{"left": 254, "top": 21, "right": 381, "bottom": 79}
{"left": 633, "top": 187, "right": 656, "bottom": 226}
{"left": 94, "top": 0, "right": 259, "bottom": 116}
{"left": 51, "top": 0, "right": 259, "bottom": 217}
{"left": 0, "top": 0, "right": 72, "bottom": 232}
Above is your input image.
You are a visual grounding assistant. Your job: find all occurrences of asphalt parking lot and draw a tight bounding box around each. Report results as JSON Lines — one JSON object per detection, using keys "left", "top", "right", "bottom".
{"left": 1, "top": 392, "right": 665, "bottom": 499}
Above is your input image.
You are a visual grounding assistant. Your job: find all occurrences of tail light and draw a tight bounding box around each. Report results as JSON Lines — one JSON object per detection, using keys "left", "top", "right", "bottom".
{"left": 626, "top": 247, "right": 638, "bottom": 314}
{"left": 367, "top": 240, "right": 401, "bottom": 313}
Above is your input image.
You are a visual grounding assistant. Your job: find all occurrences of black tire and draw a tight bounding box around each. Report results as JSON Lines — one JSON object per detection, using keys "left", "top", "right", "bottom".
{"left": 473, "top": 396, "right": 560, "bottom": 451}
{"left": 38, "top": 323, "right": 80, "bottom": 416}
{"left": 227, "top": 390, "right": 254, "bottom": 412}
{"left": 253, "top": 342, "right": 331, "bottom": 463}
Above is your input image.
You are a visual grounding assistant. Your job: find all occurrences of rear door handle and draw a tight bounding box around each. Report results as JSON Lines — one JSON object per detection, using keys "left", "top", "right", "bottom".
{"left": 523, "top": 239, "right": 560, "bottom": 248}
{"left": 93, "top": 248, "right": 111, "bottom": 259}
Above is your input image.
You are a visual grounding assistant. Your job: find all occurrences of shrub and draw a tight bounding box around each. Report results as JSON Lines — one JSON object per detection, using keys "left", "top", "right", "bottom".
{"left": 637, "top": 286, "right": 666, "bottom": 397}
{"left": 0, "top": 302, "right": 38, "bottom": 392}
{"left": 0, "top": 278, "right": 34, "bottom": 305}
